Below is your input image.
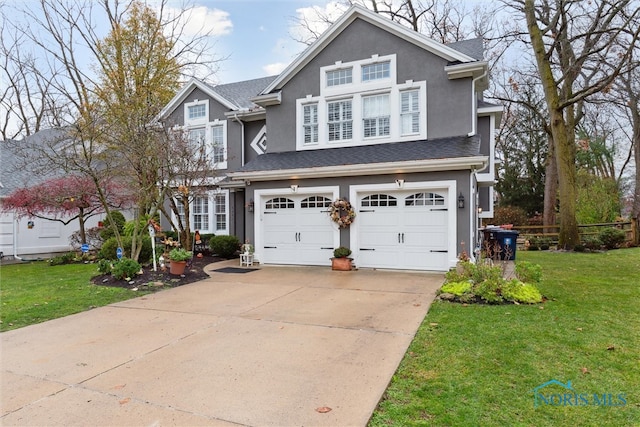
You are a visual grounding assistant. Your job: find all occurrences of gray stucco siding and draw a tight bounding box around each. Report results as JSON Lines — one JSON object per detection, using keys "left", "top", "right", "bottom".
{"left": 477, "top": 116, "right": 491, "bottom": 157}
{"left": 265, "top": 17, "right": 473, "bottom": 153}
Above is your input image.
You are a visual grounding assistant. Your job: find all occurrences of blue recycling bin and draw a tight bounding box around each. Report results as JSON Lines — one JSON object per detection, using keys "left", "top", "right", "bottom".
{"left": 495, "top": 230, "right": 519, "bottom": 260}
{"left": 482, "top": 228, "right": 519, "bottom": 260}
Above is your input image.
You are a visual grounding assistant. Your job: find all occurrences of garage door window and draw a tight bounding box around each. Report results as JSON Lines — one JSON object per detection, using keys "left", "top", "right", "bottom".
{"left": 405, "top": 192, "right": 445, "bottom": 206}
{"left": 361, "top": 194, "right": 397, "bottom": 207}
{"left": 265, "top": 197, "right": 294, "bottom": 209}
{"left": 301, "top": 196, "right": 331, "bottom": 208}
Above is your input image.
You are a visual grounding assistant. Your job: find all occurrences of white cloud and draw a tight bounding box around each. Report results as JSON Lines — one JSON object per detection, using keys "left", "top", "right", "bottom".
{"left": 165, "top": 6, "right": 233, "bottom": 38}
{"left": 289, "top": 1, "right": 348, "bottom": 45}
{"left": 262, "top": 62, "right": 290, "bottom": 76}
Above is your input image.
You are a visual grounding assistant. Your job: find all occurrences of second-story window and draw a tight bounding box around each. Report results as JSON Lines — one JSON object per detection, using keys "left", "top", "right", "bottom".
{"left": 303, "top": 104, "right": 319, "bottom": 145}
{"left": 401, "top": 90, "right": 420, "bottom": 135}
{"left": 362, "top": 94, "right": 390, "bottom": 138}
{"left": 328, "top": 100, "right": 353, "bottom": 141}
{"left": 187, "top": 104, "right": 206, "bottom": 120}
{"left": 326, "top": 68, "right": 352, "bottom": 87}
{"left": 362, "top": 61, "right": 390, "bottom": 82}
{"left": 188, "top": 128, "right": 206, "bottom": 157}
{"left": 211, "top": 125, "right": 225, "bottom": 163}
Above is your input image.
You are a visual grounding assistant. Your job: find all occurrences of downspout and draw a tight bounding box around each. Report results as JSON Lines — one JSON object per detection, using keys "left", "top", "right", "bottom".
{"left": 467, "top": 68, "right": 488, "bottom": 137}
{"left": 233, "top": 113, "right": 245, "bottom": 166}
{"left": 12, "top": 213, "right": 23, "bottom": 261}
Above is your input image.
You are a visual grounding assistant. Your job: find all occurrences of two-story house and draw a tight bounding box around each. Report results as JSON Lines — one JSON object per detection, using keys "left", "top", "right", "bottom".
{"left": 157, "top": 5, "right": 500, "bottom": 271}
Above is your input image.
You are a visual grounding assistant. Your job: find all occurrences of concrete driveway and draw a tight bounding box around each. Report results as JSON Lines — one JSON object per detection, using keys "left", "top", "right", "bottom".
{"left": 1, "top": 260, "right": 443, "bottom": 426}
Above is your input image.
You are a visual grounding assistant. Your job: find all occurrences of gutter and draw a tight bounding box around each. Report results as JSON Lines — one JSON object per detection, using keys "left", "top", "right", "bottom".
{"left": 228, "top": 156, "right": 489, "bottom": 182}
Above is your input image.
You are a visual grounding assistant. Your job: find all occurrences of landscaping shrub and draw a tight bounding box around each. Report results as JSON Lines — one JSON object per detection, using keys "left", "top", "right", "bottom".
{"left": 598, "top": 227, "right": 626, "bottom": 250}
{"left": 97, "top": 259, "right": 113, "bottom": 274}
{"left": 474, "top": 278, "right": 504, "bottom": 303}
{"left": 98, "top": 236, "right": 153, "bottom": 263}
{"left": 111, "top": 258, "right": 141, "bottom": 280}
{"left": 502, "top": 279, "right": 543, "bottom": 304}
{"left": 492, "top": 205, "right": 528, "bottom": 226}
{"left": 209, "top": 235, "right": 240, "bottom": 258}
{"left": 581, "top": 235, "right": 602, "bottom": 251}
{"left": 48, "top": 252, "right": 77, "bottom": 266}
{"left": 441, "top": 260, "right": 544, "bottom": 305}
{"left": 440, "top": 281, "right": 472, "bottom": 296}
{"left": 69, "top": 226, "right": 103, "bottom": 251}
{"left": 515, "top": 261, "right": 542, "bottom": 284}
{"left": 100, "top": 211, "right": 126, "bottom": 240}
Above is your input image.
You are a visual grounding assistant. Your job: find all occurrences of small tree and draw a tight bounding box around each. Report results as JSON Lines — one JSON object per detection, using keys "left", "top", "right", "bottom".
{"left": 1, "top": 175, "right": 128, "bottom": 243}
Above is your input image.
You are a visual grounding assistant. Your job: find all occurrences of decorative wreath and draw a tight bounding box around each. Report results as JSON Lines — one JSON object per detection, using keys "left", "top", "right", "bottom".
{"left": 328, "top": 198, "right": 356, "bottom": 228}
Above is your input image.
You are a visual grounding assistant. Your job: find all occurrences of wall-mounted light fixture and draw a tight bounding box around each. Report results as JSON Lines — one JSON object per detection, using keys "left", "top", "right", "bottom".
{"left": 247, "top": 199, "right": 254, "bottom": 212}
{"left": 291, "top": 184, "right": 299, "bottom": 193}
{"left": 245, "top": 180, "right": 251, "bottom": 186}
{"left": 395, "top": 179, "right": 404, "bottom": 189}
{"left": 478, "top": 207, "right": 483, "bottom": 214}
{"left": 458, "top": 192, "right": 465, "bottom": 209}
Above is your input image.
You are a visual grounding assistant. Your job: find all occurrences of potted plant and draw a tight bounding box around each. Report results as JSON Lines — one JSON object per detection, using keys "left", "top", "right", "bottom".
{"left": 168, "top": 247, "right": 192, "bottom": 275}
{"left": 331, "top": 246, "right": 353, "bottom": 271}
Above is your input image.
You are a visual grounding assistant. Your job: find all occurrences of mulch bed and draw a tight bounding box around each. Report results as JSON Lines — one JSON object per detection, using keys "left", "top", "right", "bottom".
{"left": 91, "top": 254, "right": 227, "bottom": 290}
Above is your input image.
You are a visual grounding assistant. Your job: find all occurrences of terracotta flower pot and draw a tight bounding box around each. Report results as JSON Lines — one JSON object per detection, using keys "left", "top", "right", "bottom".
{"left": 331, "top": 257, "right": 352, "bottom": 271}
{"left": 169, "top": 260, "right": 187, "bottom": 275}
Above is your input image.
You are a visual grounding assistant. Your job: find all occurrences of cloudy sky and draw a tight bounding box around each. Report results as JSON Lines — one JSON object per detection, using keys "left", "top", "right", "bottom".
{"left": 191, "top": 0, "right": 345, "bottom": 83}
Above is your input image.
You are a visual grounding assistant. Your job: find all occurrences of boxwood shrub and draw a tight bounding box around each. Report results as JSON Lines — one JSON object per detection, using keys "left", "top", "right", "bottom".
{"left": 209, "top": 235, "right": 241, "bottom": 258}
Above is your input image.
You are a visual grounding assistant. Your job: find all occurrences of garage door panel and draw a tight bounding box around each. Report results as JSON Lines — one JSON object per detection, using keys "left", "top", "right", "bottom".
{"left": 359, "top": 230, "right": 401, "bottom": 247}
{"left": 355, "top": 188, "right": 450, "bottom": 271}
{"left": 260, "top": 193, "right": 335, "bottom": 266}
{"left": 358, "top": 248, "right": 399, "bottom": 269}
{"left": 403, "top": 211, "right": 447, "bottom": 227}
{"left": 298, "top": 230, "right": 334, "bottom": 247}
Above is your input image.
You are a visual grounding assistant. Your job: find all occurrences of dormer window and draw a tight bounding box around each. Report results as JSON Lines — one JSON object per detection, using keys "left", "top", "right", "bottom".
{"left": 326, "top": 68, "right": 352, "bottom": 87}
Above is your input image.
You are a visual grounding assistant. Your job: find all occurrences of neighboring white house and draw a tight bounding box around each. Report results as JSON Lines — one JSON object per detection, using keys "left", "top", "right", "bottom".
{"left": 0, "top": 129, "right": 102, "bottom": 261}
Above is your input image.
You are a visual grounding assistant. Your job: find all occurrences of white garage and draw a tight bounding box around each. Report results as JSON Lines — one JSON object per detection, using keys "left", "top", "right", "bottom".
{"left": 350, "top": 182, "right": 457, "bottom": 271}
{"left": 255, "top": 188, "right": 339, "bottom": 266}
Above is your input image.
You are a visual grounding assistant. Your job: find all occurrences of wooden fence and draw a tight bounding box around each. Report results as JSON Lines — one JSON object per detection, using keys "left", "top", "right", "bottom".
{"left": 511, "top": 218, "right": 639, "bottom": 247}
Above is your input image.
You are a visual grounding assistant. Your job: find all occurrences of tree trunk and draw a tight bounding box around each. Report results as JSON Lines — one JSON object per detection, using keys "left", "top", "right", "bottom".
{"left": 543, "top": 134, "right": 557, "bottom": 232}
{"left": 551, "top": 109, "right": 580, "bottom": 249}
{"left": 525, "top": 0, "right": 580, "bottom": 249}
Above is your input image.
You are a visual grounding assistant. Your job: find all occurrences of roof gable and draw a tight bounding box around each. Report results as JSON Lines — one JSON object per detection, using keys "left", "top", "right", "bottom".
{"left": 261, "top": 5, "right": 478, "bottom": 94}
{"left": 156, "top": 75, "right": 277, "bottom": 122}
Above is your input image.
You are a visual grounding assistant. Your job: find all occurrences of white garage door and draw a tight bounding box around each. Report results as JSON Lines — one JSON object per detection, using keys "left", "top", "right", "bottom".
{"left": 356, "top": 190, "right": 449, "bottom": 270}
{"left": 261, "top": 194, "right": 335, "bottom": 266}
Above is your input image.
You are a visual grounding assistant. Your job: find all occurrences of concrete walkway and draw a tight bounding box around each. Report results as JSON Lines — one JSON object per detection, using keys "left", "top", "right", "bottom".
{"left": 1, "top": 261, "right": 443, "bottom": 426}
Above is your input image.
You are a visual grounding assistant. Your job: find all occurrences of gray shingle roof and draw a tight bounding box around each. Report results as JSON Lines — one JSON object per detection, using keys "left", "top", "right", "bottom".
{"left": 236, "top": 134, "right": 481, "bottom": 173}
{"left": 446, "top": 38, "right": 484, "bottom": 61}
{"left": 0, "top": 129, "right": 69, "bottom": 197}
{"left": 208, "top": 75, "right": 278, "bottom": 110}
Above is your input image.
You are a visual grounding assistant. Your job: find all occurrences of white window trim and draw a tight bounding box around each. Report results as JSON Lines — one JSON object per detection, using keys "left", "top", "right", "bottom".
{"left": 320, "top": 54, "right": 396, "bottom": 96}
{"left": 172, "top": 189, "right": 229, "bottom": 235}
{"left": 208, "top": 119, "right": 228, "bottom": 170}
{"left": 184, "top": 99, "right": 209, "bottom": 126}
{"left": 296, "top": 80, "right": 427, "bottom": 150}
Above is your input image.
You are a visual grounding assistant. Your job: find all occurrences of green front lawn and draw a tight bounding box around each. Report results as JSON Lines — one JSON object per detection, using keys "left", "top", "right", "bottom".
{"left": 370, "top": 248, "right": 640, "bottom": 426}
{"left": 0, "top": 261, "right": 149, "bottom": 332}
